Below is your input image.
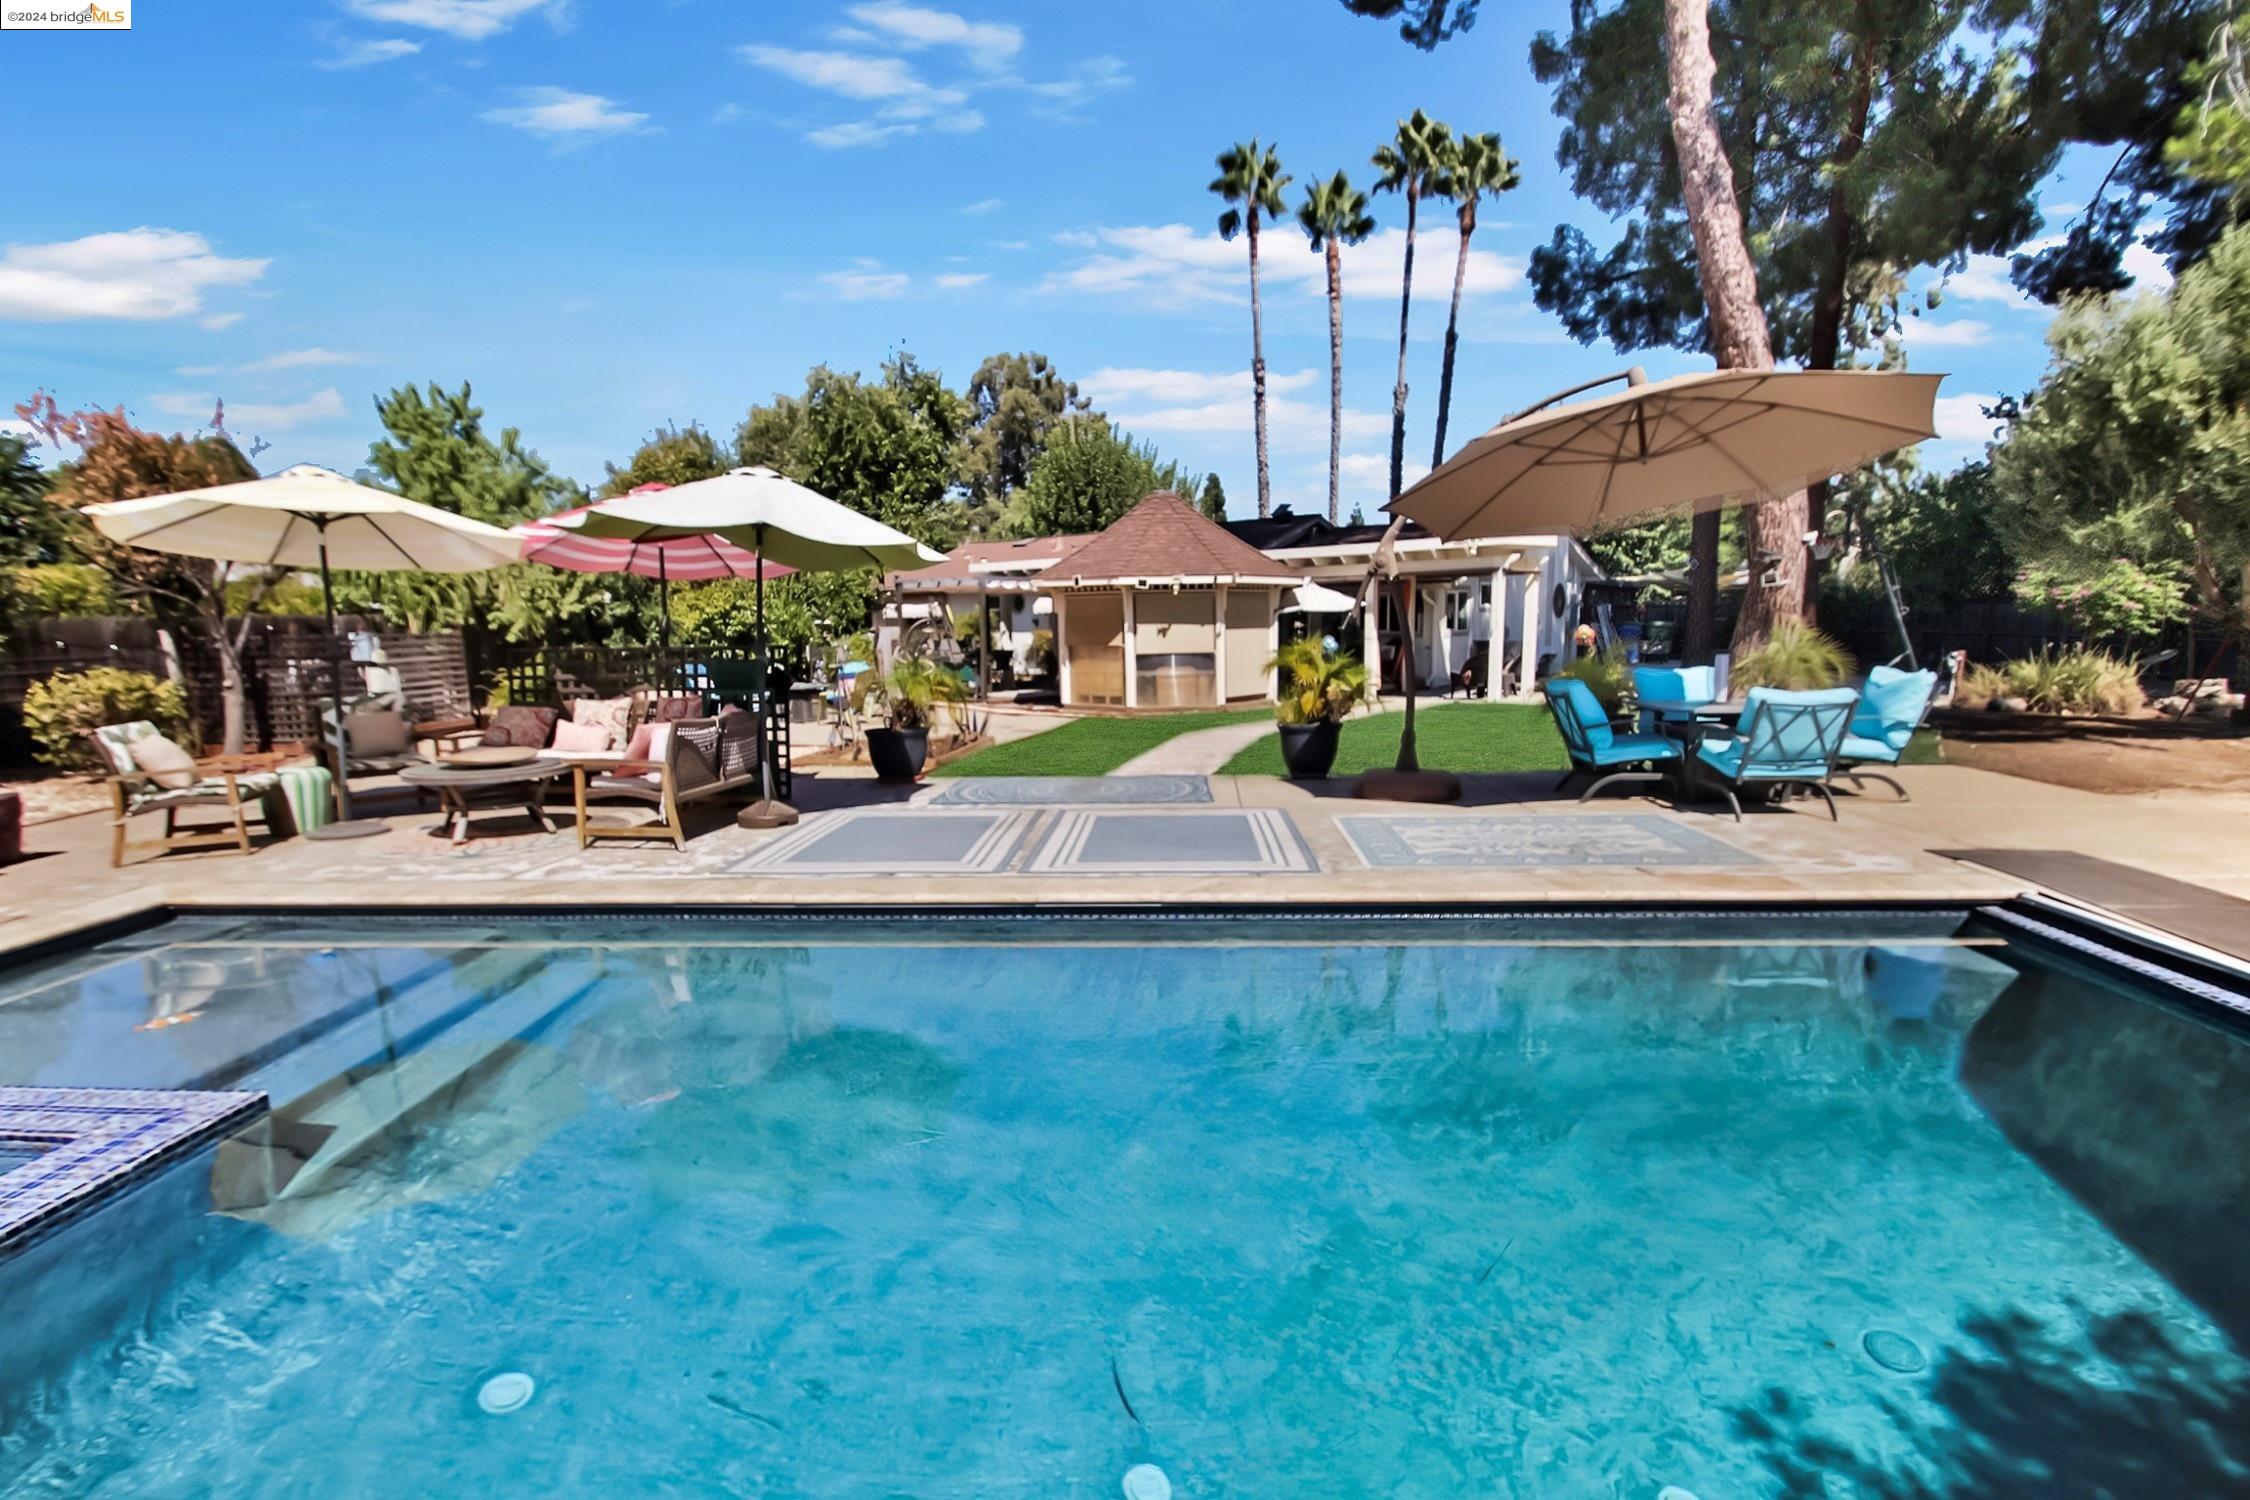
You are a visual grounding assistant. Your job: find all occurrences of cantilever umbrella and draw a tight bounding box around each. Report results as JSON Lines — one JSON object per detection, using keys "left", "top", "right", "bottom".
{"left": 86, "top": 464, "right": 522, "bottom": 829}
{"left": 1387, "top": 367, "right": 1943, "bottom": 539}
{"left": 514, "top": 483, "right": 792, "bottom": 645}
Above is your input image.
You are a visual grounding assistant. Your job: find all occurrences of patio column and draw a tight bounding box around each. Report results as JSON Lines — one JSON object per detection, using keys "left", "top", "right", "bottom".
{"left": 1213, "top": 585, "right": 1228, "bottom": 703}
{"left": 1057, "top": 594, "right": 1074, "bottom": 704}
{"left": 1360, "top": 578, "right": 1380, "bottom": 700}
{"left": 1516, "top": 559, "right": 1543, "bottom": 699}
{"left": 1121, "top": 589, "right": 1138, "bottom": 709}
{"left": 977, "top": 584, "right": 990, "bottom": 701}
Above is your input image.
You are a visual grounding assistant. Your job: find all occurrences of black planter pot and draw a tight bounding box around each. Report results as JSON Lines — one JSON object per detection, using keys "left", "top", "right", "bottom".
{"left": 867, "top": 726, "right": 930, "bottom": 783}
{"left": 1278, "top": 721, "right": 1341, "bottom": 780}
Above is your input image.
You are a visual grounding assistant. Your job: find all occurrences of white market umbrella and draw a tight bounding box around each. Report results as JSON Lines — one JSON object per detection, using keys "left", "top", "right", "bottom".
{"left": 554, "top": 467, "right": 941, "bottom": 827}
{"left": 514, "top": 484, "right": 791, "bottom": 646}
{"left": 1282, "top": 579, "right": 1360, "bottom": 614}
{"left": 87, "top": 464, "right": 521, "bottom": 829}
{"left": 1388, "top": 368, "right": 1943, "bottom": 540}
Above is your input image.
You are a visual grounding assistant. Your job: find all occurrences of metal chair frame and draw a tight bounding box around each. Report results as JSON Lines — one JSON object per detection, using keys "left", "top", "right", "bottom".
{"left": 1693, "top": 695, "right": 1852, "bottom": 822}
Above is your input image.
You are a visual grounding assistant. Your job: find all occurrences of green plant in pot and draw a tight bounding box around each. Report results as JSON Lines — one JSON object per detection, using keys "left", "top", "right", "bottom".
{"left": 1268, "top": 637, "right": 1368, "bottom": 779}
{"left": 852, "top": 656, "right": 967, "bottom": 782}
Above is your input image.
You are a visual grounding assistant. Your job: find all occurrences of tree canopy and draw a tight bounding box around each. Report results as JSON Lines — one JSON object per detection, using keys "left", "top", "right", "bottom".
{"left": 1991, "top": 221, "right": 2250, "bottom": 631}
{"left": 736, "top": 354, "right": 970, "bottom": 548}
{"left": 1015, "top": 421, "right": 1207, "bottom": 537}
{"left": 956, "top": 352, "right": 1094, "bottom": 529}
{"left": 599, "top": 422, "right": 733, "bottom": 497}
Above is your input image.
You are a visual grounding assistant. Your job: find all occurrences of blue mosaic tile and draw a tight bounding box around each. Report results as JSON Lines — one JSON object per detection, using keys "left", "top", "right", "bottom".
{"left": 0, "top": 1087, "right": 267, "bottom": 1255}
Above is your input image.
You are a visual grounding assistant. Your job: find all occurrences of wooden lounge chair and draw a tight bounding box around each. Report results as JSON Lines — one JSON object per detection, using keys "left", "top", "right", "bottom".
{"left": 572, "top": 712, "right": 762, "bottom": 851}
{"left": 92, "top": 720, "right": 280, "bottom": 867}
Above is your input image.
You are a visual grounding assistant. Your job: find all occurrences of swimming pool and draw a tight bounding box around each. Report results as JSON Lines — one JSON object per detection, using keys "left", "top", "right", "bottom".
{"left": 2, "top": 910, "right": 2246, "bottom": 1495}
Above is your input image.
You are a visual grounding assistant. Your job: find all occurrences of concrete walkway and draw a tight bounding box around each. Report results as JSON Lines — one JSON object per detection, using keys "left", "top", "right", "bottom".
{"left": 1110, "top": 719, "right": 1276, "bottom": 775}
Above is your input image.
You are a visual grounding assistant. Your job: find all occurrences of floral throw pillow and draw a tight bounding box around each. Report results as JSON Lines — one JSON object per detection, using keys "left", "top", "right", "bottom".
{"left": 568, "top": 696, "right": 632, "bottom": 749}
{"left": 481, "top": 705, "right": 558, "bottom": 748}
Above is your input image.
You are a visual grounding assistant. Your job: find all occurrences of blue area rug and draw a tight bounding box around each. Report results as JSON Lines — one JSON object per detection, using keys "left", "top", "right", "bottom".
{"left": 1026, "top": 810, "right": 1317, "bottom": 876}
{"left": 926, "top": 776, "right": 1212, "bottom": 807}
{"left": 1338, "top": 814, "right": 1762, "bottom": 869}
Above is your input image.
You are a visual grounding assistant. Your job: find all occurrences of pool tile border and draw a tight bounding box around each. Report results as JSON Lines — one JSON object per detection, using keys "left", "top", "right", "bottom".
{"left": 0, "top": 1086, "right": 267, "bottom": 1255}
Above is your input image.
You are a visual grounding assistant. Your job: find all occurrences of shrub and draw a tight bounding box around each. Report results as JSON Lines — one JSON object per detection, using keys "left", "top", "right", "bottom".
{"left": 1731, "top": 619, "right": 1853, "bottom": 690}
{"left": 1024, "top": 628, "right": 1056, "bottom": 677}
{"left": 22, "top": 667, "right": 191, "bottom": 771}
{"left": 1269, "top": 637, "right": 1368, "bottom": 725}
{"left": 9, "top": 563, "right": 115, "bottom": 619}
{"left": 852, "top": 655, "right": 968, "bottom": 732}
{"left": 1555, "top": 648, "right": 1630, "bottom": 712}
{"left": 1953, "top": 649, "right": 2144, "bottom": 715}
{"left": 2013, "top": 559, "right": 2189, "bottom": 644}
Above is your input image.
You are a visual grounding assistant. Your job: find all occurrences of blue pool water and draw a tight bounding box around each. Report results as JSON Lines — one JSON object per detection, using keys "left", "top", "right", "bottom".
{"left": 1, "top": 913, "right": 2247, "bottom": 1495}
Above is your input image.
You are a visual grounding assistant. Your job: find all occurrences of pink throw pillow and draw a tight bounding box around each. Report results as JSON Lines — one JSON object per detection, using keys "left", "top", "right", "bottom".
{"left": 634, "top": 723, "right": 672, "bottom": 783}
{"left": 552, "top": 718, "right": 612, "bottom": 753}
{"left": 622, "top": 720, "right": 655, "bottom": 765}
{"left": 482, "top": 705, "right": 558, "bottom": 748}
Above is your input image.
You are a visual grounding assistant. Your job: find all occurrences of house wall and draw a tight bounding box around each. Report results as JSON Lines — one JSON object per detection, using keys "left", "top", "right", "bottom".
{"left": 1223, "top": 589, "right": 1272, "bottom": 702}
{"left": 1062, "top": 593, "right": 1126, "bottom": 706}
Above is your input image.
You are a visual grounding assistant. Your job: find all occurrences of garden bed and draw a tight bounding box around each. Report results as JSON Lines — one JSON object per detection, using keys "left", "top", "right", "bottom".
{"left": 1931, "top": 708, "right": 2250, "bottom": 795}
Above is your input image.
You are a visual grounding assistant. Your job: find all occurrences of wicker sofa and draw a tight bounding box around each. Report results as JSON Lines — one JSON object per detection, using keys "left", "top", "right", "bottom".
{"left": 571, "top": 711, "right": 763, "bottom": 851}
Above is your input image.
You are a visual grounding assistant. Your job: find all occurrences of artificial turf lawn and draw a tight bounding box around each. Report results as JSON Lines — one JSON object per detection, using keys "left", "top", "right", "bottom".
{"left": 1220, "top": 702, "right": 1572, "bottom": 777}
{"left": 930, "top": 706, "right": 1273, "bottom": 777}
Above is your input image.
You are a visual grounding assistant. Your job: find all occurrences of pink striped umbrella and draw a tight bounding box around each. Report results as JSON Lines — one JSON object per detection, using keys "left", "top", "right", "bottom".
{"left": 514, "top": 484, "right": 790, "bottom": 643}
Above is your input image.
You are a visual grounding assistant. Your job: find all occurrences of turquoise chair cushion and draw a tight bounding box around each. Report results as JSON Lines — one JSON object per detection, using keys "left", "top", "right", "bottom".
{"left": 1590, "top": 731, "right": 1680, "bottom": 767}
{"left": 1697, "top": 687, "right": 1857, "bottom": 781}
{"left": 1849, "top": 667, "right": 1935, "bottom": 751}
{"left": 1547, "top": 678, "right": 1614, "bottom": 752}
{"left": 1840, "top": 732, "right": 1902, "bottom": 764}
{"left": 1632, "top": 666, "right": 1716, "bottom": 709}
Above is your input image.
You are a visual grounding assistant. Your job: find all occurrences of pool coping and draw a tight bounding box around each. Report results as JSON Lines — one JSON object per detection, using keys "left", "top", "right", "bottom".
{"left": 0, "top": 1087, "right": 268, "bottom": 1257}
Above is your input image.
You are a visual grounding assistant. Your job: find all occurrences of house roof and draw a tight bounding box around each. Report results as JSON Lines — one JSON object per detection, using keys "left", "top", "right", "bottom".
{"left": 886, "top": 532, "right": 1094, "bottom": 591}
{"left": 1224, "top": 506, "right": 1429, "bottom": 552}
{"left": 1048, "top": 492, "right": 1302, "bottom": 587}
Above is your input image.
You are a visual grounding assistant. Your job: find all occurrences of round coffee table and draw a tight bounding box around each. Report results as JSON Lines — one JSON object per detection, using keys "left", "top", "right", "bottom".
{"left": 399, "top": 758, "right": 568, "bottom": 846}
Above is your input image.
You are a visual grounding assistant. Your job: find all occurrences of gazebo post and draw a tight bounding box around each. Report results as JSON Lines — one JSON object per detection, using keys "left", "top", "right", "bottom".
{"left": 977, "top": 583, "right": 989, "bottom": 701}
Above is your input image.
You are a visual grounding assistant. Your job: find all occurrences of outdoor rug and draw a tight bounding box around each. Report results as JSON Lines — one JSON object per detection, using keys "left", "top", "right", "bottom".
{"left": 1338, "top": 814, "right": 1763, "bottom": 869}
{"left": 925, "top": 775, "right": 1213, "bottom": 807}
{"left": 1024, "top": 809, "right": 1318, "bottom": 876}
{"left": 727, "top": 810, "right": 1040, "bottom": 877}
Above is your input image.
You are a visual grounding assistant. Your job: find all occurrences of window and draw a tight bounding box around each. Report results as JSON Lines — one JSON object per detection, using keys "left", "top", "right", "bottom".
{"left": 1444, "top": 591, "right": 1470, "bottom": 631}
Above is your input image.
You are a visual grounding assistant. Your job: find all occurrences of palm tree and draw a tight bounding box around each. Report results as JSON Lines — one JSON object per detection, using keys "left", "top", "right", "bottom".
{"left": 1211, "top": 139, "right": 1292, "bottom": 519}
{"left": 1370, "top": 109, "right": 1452, "bottom": 499}
{"left": 1297, "top": 171, "right": 1376, "bottom": 525}
{"left": 1429, "top": 132, "right": 1520, "bottom": 468}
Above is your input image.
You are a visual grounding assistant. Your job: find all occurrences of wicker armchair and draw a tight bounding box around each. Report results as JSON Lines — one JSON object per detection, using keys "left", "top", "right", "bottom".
{"left": 572, "top": 712, "right": 762, "bottom": 851}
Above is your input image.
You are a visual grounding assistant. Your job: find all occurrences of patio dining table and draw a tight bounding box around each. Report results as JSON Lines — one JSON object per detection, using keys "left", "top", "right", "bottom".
{"left": 1640, "top": 699, "right": 1747, "bottom": 805}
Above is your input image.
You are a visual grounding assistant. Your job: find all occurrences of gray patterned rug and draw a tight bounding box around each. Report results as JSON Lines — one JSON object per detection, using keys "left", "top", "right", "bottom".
{"left": 926, "top": 775, "right": 1212, "bottom": 807}
{"left": 1025, "top": 809, "right": 1317, "bottom": 876}
{"left": 727, "top": 810, "right": 1038, "bottom": 876}
{"left": 1337, "top": 814, "right": 1762, "bottom": 868}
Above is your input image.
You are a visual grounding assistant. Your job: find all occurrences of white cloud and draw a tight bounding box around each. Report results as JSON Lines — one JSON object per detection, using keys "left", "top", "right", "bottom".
{"left": 243, "top": 347, "right": 364, "bottom": 372}
{"left": 1940, "top": 253, "right": 2033, "bottom": 307}
{"left": 991, "top": 239, "right": 1029, "bottom": 251}
{"left": 1045, "top": 223, "right": 1522, "bottom": 312}
{"left": 0, "top": 418, "right": 36, "bottom": 443}
{"left": 934, "top": 272, "right": 988, "bottom": 289}
{"left": 482, "top": 87, "right": 650, "bottom": 144}
{"left": 709, "top": 103, "right": 746, "bottom": 125}
{"left": 345, "top": 0, "right": 552, "bottom": 40}
{"left": 316, "top": 37, "right": 423, "bottom": 69}
{"left": 1931, "top": 392, "right": 2001, "bottom": 447}
{"left": 960, "top": 197, "right": 1004, "bottom": 215}
{"left": 1085, "top": 366, "right": 1385, "bottom": 448}
{"left": 199, "top": 311, "right": 245, "bottom": 330}
{"left": 844, "top": 1, "right": 1021, "bottom": 68}
{"left": 1889, "top": 317, "right": 1994, "bottom": 349}
{"left": 2122, "top": 239, "right": 2174, "bottom": 292}
{"left": 1008, "top": 55, "right": 1130, "bottom": 116}
{"left": 820, "top": 268, "right": 911, "bottom": 300}
{"left": 153, "top": 388, "right": 348, "bottom": 432}
{"left": 0, "top": 228, "right": 267, "bottom": 323}
{"left": 739, "top": 45, "right": 928, "bottom": 100}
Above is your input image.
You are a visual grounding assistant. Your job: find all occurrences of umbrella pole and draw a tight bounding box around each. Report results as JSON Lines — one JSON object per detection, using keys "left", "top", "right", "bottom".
{"left": 659, "top": 551, "right": 670, "bottom": 649}
{"left": 740, "top": 522, "right": 798, "bottom": 830}
{"left": 301, "top": 528, "right": 386, "bottom": 840}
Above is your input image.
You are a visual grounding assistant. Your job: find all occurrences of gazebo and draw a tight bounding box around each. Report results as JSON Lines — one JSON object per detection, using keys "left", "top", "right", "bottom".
{"left": 1044, "top": 492, "right": 1302, "bottom": 710}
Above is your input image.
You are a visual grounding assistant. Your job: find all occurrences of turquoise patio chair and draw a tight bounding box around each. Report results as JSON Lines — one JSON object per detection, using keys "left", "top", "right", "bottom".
{"left": 1545, "top": 677, "right": 1682, "bottom": 802}
{"left": 1689, "top": 686, "right": 1857, "bottom": 821}
{"left": 1834, "top": 664, "right": 1937, "bottom": 801}
{"left": 1632, "top": 664, "right": 1717, "bottom": 731}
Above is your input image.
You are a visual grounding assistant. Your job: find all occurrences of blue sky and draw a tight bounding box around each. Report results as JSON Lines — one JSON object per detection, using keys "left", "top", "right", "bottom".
{"left": 0, "top": 0, "right": 2172, "bottom": 519}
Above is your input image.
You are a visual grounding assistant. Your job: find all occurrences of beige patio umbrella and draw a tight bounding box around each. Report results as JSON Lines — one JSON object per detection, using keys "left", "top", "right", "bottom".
{"left": 1387, "top": 367, "right": 1943, "bottom": 539}
{"left": 86, "top": 464, "right": 522, "bottom": 829}
{"left": 554, "top": 466, "right": 943, "bottom": 826}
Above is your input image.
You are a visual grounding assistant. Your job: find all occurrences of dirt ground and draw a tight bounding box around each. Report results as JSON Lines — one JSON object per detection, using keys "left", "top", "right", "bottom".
{"left": 1931, "top": 709, "right": 2250, "bottom": 795}
{"left": 0, "top": 770, "right": 110, "bottom": 824}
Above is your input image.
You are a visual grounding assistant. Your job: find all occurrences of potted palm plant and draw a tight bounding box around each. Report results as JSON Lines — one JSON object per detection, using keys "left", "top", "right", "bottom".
{"left": 853, "top": 656, "right": 967, "bottom": 782}
{"left": 1269, "top": 637, "right": 1368, "bottom": 780}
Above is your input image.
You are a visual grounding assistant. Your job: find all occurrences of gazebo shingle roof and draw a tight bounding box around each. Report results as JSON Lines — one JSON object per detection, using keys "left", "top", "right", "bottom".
{"left": 1048, "top": 492, "right": 1301, "bottom": 586}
